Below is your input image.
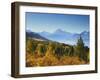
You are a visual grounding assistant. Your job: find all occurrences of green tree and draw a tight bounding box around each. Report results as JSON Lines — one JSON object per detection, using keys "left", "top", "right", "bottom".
{"left": 76, "top": 36, "right": 85, "bottom": 61}
{"left": 68, "top": 46, "right": 74, "bottom": 56}
{"left": 63, "top": 46, "right": 69, "bottom": 56}
{"left": 54, "top": 44, "right": 64, "bottom": 59}
{"left": 37, "top": 44, "right": 47, "bottom": 57}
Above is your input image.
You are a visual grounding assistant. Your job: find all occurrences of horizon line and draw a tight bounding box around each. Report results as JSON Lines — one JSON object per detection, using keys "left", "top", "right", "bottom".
{"left": 26, "top": 28, "right": 89, "bottom": 34}
{"left": 25, "top": 28, "right": 90, "bottom": 34}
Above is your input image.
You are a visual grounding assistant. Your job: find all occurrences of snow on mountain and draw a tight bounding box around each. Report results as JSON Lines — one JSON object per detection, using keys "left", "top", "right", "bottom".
{"left": 38, "top": 29, "right": 89, "bottom": 47}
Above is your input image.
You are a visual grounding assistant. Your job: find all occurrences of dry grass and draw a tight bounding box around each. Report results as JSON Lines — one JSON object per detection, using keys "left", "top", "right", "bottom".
{"left": 26, "top": 52, "right": 87, "bottom": 67}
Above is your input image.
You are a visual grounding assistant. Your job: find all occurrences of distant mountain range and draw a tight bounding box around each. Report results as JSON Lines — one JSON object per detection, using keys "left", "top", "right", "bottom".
{"left": 26, "top": 30, "right": 48, "bottom": 41}
{"left": 26, "top": 29, "right": 89, "bottom": 47}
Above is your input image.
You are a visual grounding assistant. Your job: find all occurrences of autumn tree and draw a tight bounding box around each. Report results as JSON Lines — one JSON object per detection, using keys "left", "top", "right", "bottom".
{"left": 26, "top": 39, "right": 34, "bottom": 53}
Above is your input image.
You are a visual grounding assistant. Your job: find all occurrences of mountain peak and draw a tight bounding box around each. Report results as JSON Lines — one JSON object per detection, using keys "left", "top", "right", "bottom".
{"left": 55, "top": 29, "right": 64, "bottom": 33}
{"left": 81, "top": 31, "right": 89, "bottom": 35}
{"left": 54, "top": 29, "right": 71, "bottom": 35}
{"left": 54, "top": 29, "right": 68, "bottom": 34}
{"left": 82, "top": 31, "right": 88, "bottom": 33}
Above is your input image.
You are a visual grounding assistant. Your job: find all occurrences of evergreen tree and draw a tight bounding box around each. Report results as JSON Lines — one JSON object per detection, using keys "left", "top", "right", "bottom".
{"left": 76, "top": 35, "right": 85, "bottom": 61}
{"left": 37, "top": 44, "right": 46, "bottom": 57}
{"left": 68, "top": 46, "right": 74, "bottom": 56}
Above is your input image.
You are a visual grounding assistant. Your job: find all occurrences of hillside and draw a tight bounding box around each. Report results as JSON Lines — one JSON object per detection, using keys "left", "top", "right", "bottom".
{"left": 26, "top": 30, "right": 49, "bottom": 41}
{"left": 26, "top": 37, "right": 89, "bottom": 67}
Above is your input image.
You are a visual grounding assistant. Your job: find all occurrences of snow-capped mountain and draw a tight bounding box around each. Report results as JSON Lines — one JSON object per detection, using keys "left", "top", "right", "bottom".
{"left": 38, "top": 29, "right": 89, "bottom": 47}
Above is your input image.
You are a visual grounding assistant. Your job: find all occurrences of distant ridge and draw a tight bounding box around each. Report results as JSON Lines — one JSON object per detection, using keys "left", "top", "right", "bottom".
{"left": 26, "top": 29, "right": 89, "bottom": 47}
{"left": 38, "top": 29, "right": 89, "bottom": 47}
{"left": 26, "top": 30, "right": 49, "bottom": 41}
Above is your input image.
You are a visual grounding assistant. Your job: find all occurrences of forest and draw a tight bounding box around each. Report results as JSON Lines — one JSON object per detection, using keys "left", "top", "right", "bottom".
{"left": 26, "top": 36, "right": 89, "bottom": 67}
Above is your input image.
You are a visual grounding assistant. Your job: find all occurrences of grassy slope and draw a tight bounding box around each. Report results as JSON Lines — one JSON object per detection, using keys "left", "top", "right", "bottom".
{"left": 26, "top": 38, "right": 89, "bottom": 67}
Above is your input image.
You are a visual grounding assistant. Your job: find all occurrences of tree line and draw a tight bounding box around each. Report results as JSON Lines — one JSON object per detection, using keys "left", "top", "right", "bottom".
{"left": 26, "top": 36, "right": 89, "bottom": 64}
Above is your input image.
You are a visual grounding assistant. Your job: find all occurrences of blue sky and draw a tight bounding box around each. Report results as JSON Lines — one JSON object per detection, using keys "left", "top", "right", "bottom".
{"left": 26, "top": 12, "right": 89, "bottom": 33}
